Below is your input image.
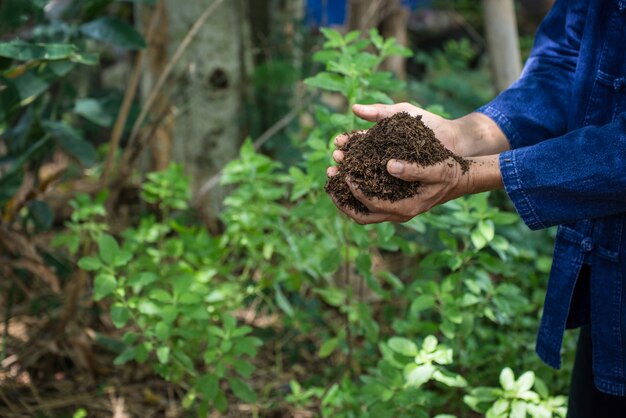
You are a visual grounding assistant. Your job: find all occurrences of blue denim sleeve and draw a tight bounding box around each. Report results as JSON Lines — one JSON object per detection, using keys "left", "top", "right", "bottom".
{"left": 499, "top": 114, "right": 626, "bottom": 230}
{"left": 477, "top": 0, "right": 586, "bottom": 149}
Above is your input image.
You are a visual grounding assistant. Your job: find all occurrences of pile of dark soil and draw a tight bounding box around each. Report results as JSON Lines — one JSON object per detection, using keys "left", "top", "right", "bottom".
{"left": 325, "top": 112, "right": 469, "bottom": 214}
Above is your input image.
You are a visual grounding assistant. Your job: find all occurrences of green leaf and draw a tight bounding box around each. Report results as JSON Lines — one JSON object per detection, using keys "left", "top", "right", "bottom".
{"left": 196, "top": 374, "right": 219, "bottom": 402}
{"left": 319, "top": 337, "right": 339, "bottom": 358}
{"left": 110, "top": 302, "right": 130, "bottom": 328}
{"left": 97, "top": 234, "right": 120, "bottom": 266}
{"left": 304, "top": 73, "right": 345, "bottom": 93}
{"left": 80, "top": 17, "right": 146, "bottom": 50}
{"left": 113, "top": 250, "right": 132, "bottom": 267}
{"left": 478, "top": 220, "right": 495, "bottom": 242}
{"left": 314, "top": 287, "right": 345, "bottom": 307}
{"left": 388, "top": 337, "right": 418, "bottom": 357}
{"left": 233, "top": 359, "right": 255, "bottom": 378}
{"left": 432, "top": 370, "right": 467, "bottom": 388}
{"left": 516, "top": 371, "right": 535, "bottom": 393}
{"left": 42, "top": 121, "right": 97, "bottom": 167}
{"left": 500, "top": 367, "right": 516, "bottom": 391}
{"left": 93, "top": 273, "right": 117, "bottom": 301}
{"left": 156, "top": 346, "right": 170, "bottom": 364}
{"left": 404, "top": 363, "right": 435, "bottom": 388}
{"left": 471, "top": 228, "right": 487, "bottom": 250}
{"left": 74, "top": 98, "right": 115, "bottom": 127}
{"left": 410, "top": 294, "right": 435, "bottom": 315}
{"left": 275, "top": 285, "right": 294, "bottom": 316}
{"left": 0, "top": 40, "right": 75, "bottom": 61}
{"left": 320, "top": 27, "right": 344, "bottom": 47}
{"left": 228, "top": 377, "right": 256, "bottom": 403}
{"left": 78, "top": 256, "right": 102, "bottom": 271}
{"left": 155, "top": 321, "right": 170, "bottom": 340}
{"left": 422, "top": 335, "right": 438, "bottom": 353}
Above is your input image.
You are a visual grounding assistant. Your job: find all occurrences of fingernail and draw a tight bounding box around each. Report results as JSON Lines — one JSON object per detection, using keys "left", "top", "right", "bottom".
{"left": 388, "top": 160, "right": 404, "bottom": 174}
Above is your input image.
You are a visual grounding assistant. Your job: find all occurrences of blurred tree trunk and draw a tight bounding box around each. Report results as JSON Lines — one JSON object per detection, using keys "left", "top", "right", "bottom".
{"left": 348, "top": 0, "right": 409, "bottom": 79}
{"left": 482, "top": 0, "right": 522, "bottom": 92}
{"left": 138, "top": 0, "right": 252, "bottom": 225}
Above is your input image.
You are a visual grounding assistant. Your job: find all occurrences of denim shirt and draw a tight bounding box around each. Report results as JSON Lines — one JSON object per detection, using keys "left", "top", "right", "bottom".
{"left": 477, "top": 0, "right": 626, "bottom": 396}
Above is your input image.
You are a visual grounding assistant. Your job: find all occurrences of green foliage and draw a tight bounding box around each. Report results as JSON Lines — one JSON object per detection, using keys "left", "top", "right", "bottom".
{"left": 0, "top": 0, "right": 147, "bottom": 218}
{"left": 55, "top": 27, "right": 566, "bottom": 416}
{"left": 464, "top": 367, "right": 567, "bottom": 418}
{"left": 61, "top": 165, "right": 261, "bottom": 414}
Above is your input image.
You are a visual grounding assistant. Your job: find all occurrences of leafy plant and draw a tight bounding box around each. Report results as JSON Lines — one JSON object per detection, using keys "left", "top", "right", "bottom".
{"left": 0, "top": 0, "right": 148, "bottom": 221}
{"left": 465, "top": 367, "right": 567, "bottom": 418}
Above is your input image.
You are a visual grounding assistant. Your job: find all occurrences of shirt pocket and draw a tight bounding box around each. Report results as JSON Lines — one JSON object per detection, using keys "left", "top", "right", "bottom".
{"left": 595, "top": 70, "right": 626, "bottom": 122}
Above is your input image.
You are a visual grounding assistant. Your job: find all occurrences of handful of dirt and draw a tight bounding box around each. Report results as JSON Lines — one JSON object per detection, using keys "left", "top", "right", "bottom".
{"left": 325, "top": 112, "right": 469, "bottom": 214}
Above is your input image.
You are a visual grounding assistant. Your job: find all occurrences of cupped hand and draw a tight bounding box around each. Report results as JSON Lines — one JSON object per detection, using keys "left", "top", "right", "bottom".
{"left": 329, "top": 157, "right": 469, "bottom": 225}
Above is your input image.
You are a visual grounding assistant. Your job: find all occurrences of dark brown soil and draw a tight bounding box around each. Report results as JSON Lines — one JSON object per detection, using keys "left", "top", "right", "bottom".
{"left": 325, "top": 112, "right": 470, "bottom": 214}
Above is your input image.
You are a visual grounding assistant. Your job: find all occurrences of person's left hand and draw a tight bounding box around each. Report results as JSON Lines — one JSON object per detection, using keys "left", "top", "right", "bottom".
{"left": 326, "top": 157, "right": 469, "bottom": 225}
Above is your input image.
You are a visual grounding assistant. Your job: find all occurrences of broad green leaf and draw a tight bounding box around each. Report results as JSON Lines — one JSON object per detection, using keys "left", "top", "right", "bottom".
{"left": 97, "top": 234, "right": 120, "bottom": 266}
{"left": 499, "top": 367, "right": 516, "bottom": 391}
{"left": 388, "top": 337, "right": 418, "bottom": 357}
{"left": 228, "top": 377, "right": 257, "bottom": 403}
{"left": 314, "top": 287, "right": 345, "bottom": 307}
{"left": 432, "top": 370, "right": 467, "bottom": 388}
{"left": 42, "top": 121, "right": 97, "bottom": 167}
{"left": 478, "top": 220, "right": 495, "bottom": 242}
{"left": 156, "top": 346, "right": 170, "bottom": 364}
{"left": 404, "top": 363, "right": 435, "bottom": 388}
{"left": 304, "top": 73, "right": 345, "bottom": 93}
{"left": 0, "top": 40, "right": 75, "bottom": 61}
{"left": 78, "top": 256, "right": 102, "bottom": 271}
{"left": 110, "top": 302, "right": 130, "bottom": 328}
{"left": 80, "top": 17, "right": 146, "bottom": 50}
{"left": 114, "top": 347, "right": 136, "bottom": 365}
{"left": 233, "top": 359, "right": 255, "bottom": 378}
{"left": 516, "top": 371, "right": 535, "bottom": 393}
{"left": 196, "top": 374, "right": 219, "bottom": 401}
{"left": 471, "top": 228, "right": 487, "bottom": 250}
{"left": 320, "top": 27, "right": 344, "bottom": 47}
{"left": 423, "top": 335, "right": 438, "bottom": 353}
{"left": 113, "top": 250, "right": 132, "bottom": 267}
{"left": 410, "top": 294, "right": 435, "bottom": 315}
{"left": 155, "top": 321, "right": 170, "bottom": 340}
{"left": 93, "top": 273, "right": 117, "bottom": 300}
{"left": 128, "top": 272, "right": 158, "bottom": 288}
{"left": 319, "top": 337, "right": 339, "bottom": 358}
{"left": 74, "top": 98, "right": 115, "bottom": 127}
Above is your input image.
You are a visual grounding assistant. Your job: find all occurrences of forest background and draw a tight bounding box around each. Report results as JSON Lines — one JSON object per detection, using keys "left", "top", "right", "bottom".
{"left": 0, "top": 0, "right": 571, "bottom": 417}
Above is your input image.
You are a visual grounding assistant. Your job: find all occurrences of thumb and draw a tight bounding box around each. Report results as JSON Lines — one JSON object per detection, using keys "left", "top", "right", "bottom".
{"left": 387, "top": 159, "right": 439, "bottom": 182}
{"left": 352, "top": 103, "right": 402, "bottom": 122}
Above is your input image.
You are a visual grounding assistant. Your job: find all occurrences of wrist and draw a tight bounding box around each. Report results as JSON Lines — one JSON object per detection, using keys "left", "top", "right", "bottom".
{"left": 460, "top": 154, "right": 504, "bottom": 196}
{"left": 453, "top": 113, "right": 510, "bottom": 157}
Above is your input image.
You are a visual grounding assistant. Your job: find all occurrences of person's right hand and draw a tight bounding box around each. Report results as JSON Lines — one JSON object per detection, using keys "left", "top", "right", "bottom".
{"left": 327, "top": 103, "right": 510, "bottom": 179}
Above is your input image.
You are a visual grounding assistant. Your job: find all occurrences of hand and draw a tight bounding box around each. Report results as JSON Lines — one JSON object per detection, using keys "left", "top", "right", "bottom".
{"left": 330, "top": 103, "right": 510, "bottom": 163}
{"left": 327, "top": 155, "right": 503, "bottom": 225}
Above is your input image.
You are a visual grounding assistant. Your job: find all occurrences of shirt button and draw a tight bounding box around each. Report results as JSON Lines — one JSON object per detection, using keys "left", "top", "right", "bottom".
{"left": 581, "top": 238, "right": 594, "bottom": 252}
{"left": 613, "top": 78, "right": 626, "bottom": 92}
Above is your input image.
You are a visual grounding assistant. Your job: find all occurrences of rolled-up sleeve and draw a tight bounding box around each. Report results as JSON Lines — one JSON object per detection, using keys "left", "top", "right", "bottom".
{"left": 478, "top": 0, "right": 586, "bottom": 149}
{"left": 499, "top": 115, "right": 626, "bottom": 230}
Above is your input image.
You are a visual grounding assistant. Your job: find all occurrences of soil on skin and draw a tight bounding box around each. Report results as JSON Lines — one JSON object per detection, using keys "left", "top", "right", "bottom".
{"left": 325, "top": 112, "right": 470, "bottom": 214}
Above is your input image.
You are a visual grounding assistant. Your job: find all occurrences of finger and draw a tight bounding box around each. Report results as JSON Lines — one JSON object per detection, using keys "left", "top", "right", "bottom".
{"left": 352, "top": 103, "right": 416, "bottom": 122}
{"left": 328, "top": 186, "right": 389, "bottom": 224}
{"left": 387, "top": 159, "right": 448, "bottom": 183}
{"left": 332, "top": 150, "right": 344, "bottom": 163}
{"left": 334, "top": 130, "right": 367, "bottom": 148}
{"left": 326, "top": 166, "right": 339, "bottom": 177}
{"left": 345, "top": 178, "right": 389, "bottom": 213}
{"left": 334, "top": 134, "right": 349, "bottom": 147}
